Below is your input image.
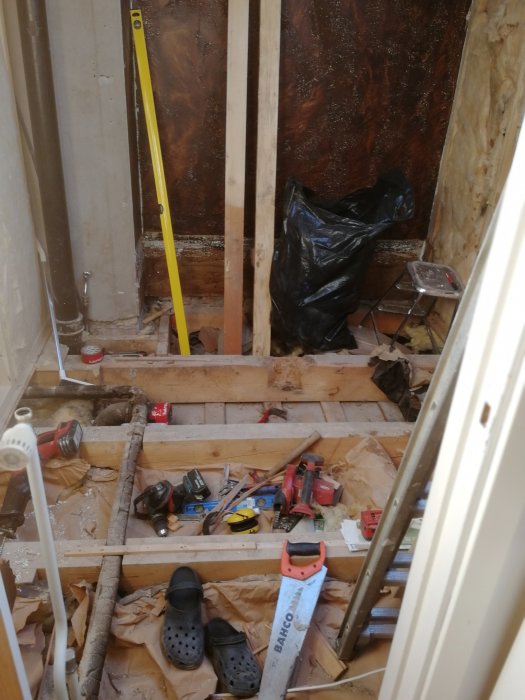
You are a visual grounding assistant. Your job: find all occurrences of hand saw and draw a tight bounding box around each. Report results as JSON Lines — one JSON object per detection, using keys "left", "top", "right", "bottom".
{"left": 259, "top": 540, "right": 327, "bottom": 699}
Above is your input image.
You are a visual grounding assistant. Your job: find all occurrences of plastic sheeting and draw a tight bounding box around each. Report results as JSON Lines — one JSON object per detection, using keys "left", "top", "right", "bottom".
{"left": 270, "top": 170, "right": 415, "bottom": 352}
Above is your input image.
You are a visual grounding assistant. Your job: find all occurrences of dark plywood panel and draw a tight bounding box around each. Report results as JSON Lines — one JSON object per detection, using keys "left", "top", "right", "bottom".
{"left": 134, "top": 0, "right": 228, "bottom": 235}
{"left": 277, "top": 0, "right": 471, "bottom": 240}
{"left": 132, "top": 0, "right": 470, "bottom": 277}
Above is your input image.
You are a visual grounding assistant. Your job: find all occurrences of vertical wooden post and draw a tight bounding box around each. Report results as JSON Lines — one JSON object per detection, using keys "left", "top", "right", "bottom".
{"left": 252, "top": 0, "right": 281, "bottom": 356}
{"left": 223, "top": 0, "right": 250, "bottom": 354}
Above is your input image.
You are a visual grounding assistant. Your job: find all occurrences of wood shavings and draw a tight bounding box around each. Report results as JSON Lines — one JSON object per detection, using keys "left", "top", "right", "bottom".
{"left": 167, "top": 514, "right": 182, "bottom": 532}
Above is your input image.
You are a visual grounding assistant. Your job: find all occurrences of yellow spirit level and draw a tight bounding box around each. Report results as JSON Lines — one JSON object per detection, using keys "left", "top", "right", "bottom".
{"left": 130, "top": 9, "right": 190, "bottom": 355}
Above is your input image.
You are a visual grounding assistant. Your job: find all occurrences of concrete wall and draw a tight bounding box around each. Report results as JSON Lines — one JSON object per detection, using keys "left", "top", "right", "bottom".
{"left": 43, "top": 0, "right": 139, "bottom": 322}
{"left": 3, "top": 1, "right": 139, "bottom": 323}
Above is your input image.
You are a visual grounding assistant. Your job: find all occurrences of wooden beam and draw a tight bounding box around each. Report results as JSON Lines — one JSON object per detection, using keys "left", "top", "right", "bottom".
{"left": 76, "top": 422, "right": 412, "bottom": 469}
{"left": 223, "top": 0, "right": 249, "bottom": 354}
{"left": 3, "top": 534, "right": 366, "bottom": 591}
{"left": 252, "top": 0, "right": 282, "bottom": 356}
{"left": 143, "top": 237, "right": 421, "bottom": 301}
{"left": 31, "top": 354, "right": 436, "bottom": 403}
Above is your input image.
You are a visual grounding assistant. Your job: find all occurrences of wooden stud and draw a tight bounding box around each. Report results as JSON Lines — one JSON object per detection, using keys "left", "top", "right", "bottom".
{"left": 252, "top": 0, "right": 282, "bottom": 356}
{"left": 223, "top": 0, "right": 250, "bottom": 354}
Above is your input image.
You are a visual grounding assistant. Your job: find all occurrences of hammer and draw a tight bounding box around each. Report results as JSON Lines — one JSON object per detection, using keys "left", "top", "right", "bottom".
{"left": 258, "top": 407, "right": 288, "bottom": 423}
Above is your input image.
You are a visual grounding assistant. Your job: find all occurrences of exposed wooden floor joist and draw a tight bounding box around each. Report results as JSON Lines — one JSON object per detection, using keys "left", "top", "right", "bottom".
{"left": 76, "top": 422, "right": 412, "bottom": 469}
{"left": 31, "top": 353, "right": 437, "bottom": 403}
{"left": 3, "top": 533, "right": 366, "bottom": 591}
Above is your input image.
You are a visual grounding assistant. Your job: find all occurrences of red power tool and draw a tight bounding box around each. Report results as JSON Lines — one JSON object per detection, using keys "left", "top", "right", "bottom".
{"left": 0, "top": 420, "right": 83, "bottom": 547}
{"left": 360, "top": 508, "right": 383, "bottom": 540}
{"left": 37, "top": 420, "right": 83, "bottom": 460}
{"left": 273, "top": 453, "right": 342, "bottom": 530}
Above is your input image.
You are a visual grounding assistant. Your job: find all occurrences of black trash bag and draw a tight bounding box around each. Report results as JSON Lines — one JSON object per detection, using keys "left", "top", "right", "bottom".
{"left": 270, "top": 169, "right": 415, "bottom": 352}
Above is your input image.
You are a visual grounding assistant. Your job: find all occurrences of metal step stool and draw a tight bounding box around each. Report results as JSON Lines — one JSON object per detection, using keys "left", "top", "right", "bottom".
{"left": 360, "top": 261, "right": 464, "bottom": 352}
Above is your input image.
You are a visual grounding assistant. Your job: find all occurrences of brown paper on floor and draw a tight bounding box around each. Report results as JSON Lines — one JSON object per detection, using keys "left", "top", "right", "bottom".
{"left": 69, "top": 581, "right": 93, "bottom": 649}
{"left": 104, "top": 576, "right": 386, "bottom": 700}
{"left": 12, "top": 596, "right": 47, "bottom": 695}
{"left": 12, "top": 596, "right": 42, "bottom": 632}
{"left": 14, "top": 469, "right": 117, "bottom": 542}
{"left": 109, "top": 593, "right": 216, "bottom": 700}
{"left": 101, "top": 645, "right": 179, "bottom": 699}
{"left": 329, "top": 436, "right": 397, "bottom": 518}
{"left": 17, "top": 622, "right": 45, "bottom": 696}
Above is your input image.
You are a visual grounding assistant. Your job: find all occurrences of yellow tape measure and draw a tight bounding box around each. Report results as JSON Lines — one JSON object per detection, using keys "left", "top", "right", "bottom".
{"left": 130, "top": 10, "right": 190, "bottom": 355}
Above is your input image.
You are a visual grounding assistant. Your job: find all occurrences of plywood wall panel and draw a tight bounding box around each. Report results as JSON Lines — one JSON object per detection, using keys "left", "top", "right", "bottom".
{"left": 134, "top": 0, "right": 469, "bottom": 248}
{"left": 276, "top": 0, "right": 470, "bottom": 240}
{"left": 427, "top": 0, "right": 525, "bottom": 283}
{"left": 134, "top": 0, "right": 228, "bottom": 237}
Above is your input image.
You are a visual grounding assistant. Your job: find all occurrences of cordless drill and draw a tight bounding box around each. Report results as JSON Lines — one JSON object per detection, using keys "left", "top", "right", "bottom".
{"left": 133, "top": 469, "right": 210, "bottom": 537}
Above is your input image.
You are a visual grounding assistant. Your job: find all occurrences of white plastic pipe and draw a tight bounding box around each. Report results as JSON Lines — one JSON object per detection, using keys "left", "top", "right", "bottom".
{"left": 0, "top": 408, "right": 70, "bottom": 700}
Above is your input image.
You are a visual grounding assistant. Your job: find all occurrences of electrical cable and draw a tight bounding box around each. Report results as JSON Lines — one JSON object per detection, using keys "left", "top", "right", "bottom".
{"left": 287, "top": 666, "right": 386, "bottom": 693}
{"left": 210, "top": 666, "right": 386, "bottom": 697}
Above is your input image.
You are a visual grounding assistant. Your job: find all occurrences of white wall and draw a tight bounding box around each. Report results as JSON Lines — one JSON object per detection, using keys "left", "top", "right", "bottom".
{"left": 0, "top": 5, "right": 47, "bottom": 425}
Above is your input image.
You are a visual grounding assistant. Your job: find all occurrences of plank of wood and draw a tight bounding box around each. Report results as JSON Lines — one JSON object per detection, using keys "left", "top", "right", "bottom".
{"left": 144, "top": 238, "right": 422, "bottom": 302}
{"left": 33, "top": 354, "right": 440, "bottom": 403}
{"left": 307, "top": 624, "right": 347, "bottom": 680}
{"left": 283, "top": 402, "right": 326, "bottom": 423}
{"left": 204, "top": 402, "right": 226, "bottom": 424}
{"left": 378, "top": 401, "right": 405, "bottom": 422}
{"left": 183, "top": 296, "right": 224, "bottom": 333}
{"left": 2, "top": 534, "right": 365, "bottom": 590}
{"left": 78, "top": 422, "right": 412, "bottom": 470}
{"left": 170, "top": 403, "right": 206, "bottom": 425}
{"left": 64, "top": 540, "right": 258, "bottom": 557}
{"left": 142, "top": 303, "right": 172, "bottom": 326}
{"left": 223, "top": 0, "right": 250, "bottom": 354}
{"left": 321, "top": 401, "right": 347, "bottom": 422}
{"left": 341, "top": 402, "right": 385, "bottom": 422}
{"left": 143, "top": 235, "right": 251, "bottom": 298}
{"left": 156, "top": 314, "right": 171, "bottom": 355}
{"left": 225, "top": 402, "right": 265, "bottom": 424}
{"left": 252, "top": 0, "right": 282, "bottom": 356}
